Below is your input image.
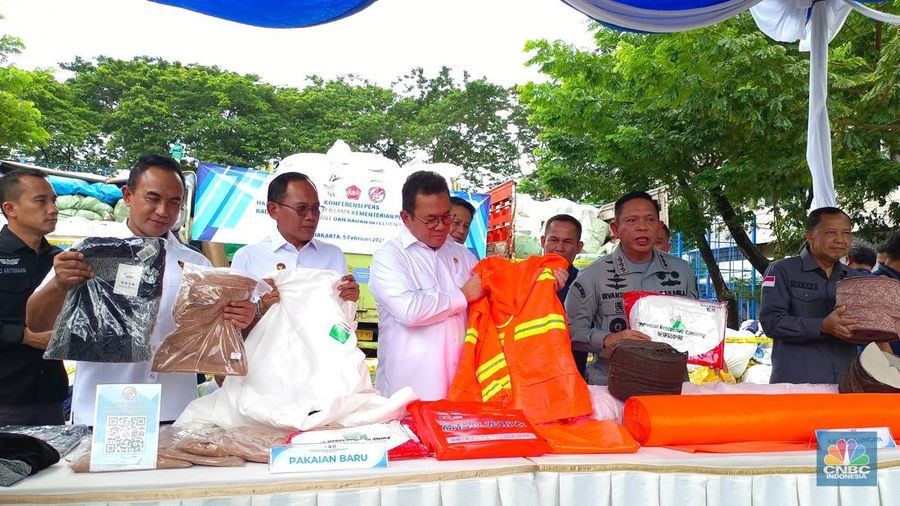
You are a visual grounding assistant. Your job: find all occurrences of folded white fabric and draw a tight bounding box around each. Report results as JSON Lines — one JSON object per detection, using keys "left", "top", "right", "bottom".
{"left": 177, "top": 268, "right": 416, "bottom": 431}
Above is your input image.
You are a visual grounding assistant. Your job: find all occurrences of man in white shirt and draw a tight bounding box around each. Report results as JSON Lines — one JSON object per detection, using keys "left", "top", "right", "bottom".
{"left": 26, "top": 155, "right": 257, "bottom": 424}
{"left": 230, "top": 172, "right": 359, "bottom": 312}
{"left": 369, "top": 171, "right": 484, "bottom": 401}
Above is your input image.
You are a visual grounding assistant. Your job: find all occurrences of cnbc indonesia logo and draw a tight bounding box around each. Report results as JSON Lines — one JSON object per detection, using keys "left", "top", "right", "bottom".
{"left": 817, "top": 432, "right": 877, "bottom": 487}
{"left": 823, "top": 439, "right": 870, "bottom": 477}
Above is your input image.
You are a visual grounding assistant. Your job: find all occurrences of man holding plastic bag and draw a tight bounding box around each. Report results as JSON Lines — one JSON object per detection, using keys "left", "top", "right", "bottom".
{"left": 26, "top": 155, "right": 258, "bottom": 424}
{"left": 565, "top": 191, "right": 698, "bottom": 385}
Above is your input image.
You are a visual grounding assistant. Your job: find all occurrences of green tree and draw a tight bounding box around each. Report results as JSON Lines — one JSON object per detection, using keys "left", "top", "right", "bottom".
{"left": 519, "top": 13, "right": 898, "bottom": 326}
{"left": 0, "top": 17, "right": 49, "bottom": 156}
{"left": 394, "top": 67, "right": 536, "bottom": 188}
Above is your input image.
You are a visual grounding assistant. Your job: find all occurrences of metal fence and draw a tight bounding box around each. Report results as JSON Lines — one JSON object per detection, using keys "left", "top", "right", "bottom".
{"left": 673, "top": 219, "right": 761, "bottom": 322}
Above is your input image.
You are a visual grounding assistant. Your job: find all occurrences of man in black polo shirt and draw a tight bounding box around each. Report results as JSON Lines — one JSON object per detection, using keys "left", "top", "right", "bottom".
{"left": 0, "top": 168, "right": 68, "bottom": 425}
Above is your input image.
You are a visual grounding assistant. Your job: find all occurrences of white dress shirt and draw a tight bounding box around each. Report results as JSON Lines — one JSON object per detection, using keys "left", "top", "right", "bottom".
{"left": 41, "top": 222, "right": 211, "bottom": 424}
{"left": 369, "top": 226, "right": 477, "bottom": 400}
{"left": 230, "top": 233, "right": 347, "bottom": 279}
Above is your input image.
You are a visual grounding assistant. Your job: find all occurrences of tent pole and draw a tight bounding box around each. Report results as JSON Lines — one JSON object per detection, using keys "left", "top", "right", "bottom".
{"left": 806, "top": 0, "right": 837, "bottom": 209}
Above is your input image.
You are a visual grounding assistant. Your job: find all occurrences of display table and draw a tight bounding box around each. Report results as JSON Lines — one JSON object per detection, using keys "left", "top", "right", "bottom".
{"left": 0, "top": 457, "right": 539, "bottom": 506}
{"left": 3, "top": 449, "right": 899, "bottom": 505}
{"left": 531, "top": 447, "right": 900, "bottom": 506}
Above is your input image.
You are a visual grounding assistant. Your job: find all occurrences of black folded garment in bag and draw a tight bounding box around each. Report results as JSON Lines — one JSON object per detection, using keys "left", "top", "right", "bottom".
{"left": 44, "top": 237, "right": 165, "bottom": 362}
{"left": 0, "top": 433, "right": 60, "bottom": 486}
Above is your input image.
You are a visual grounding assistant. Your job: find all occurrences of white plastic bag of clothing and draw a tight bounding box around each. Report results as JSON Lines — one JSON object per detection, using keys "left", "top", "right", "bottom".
{"left": 624, "top": 291, "right": 727, "bottom": 370}
{"left": 723, "top": 330, "right": 760, "bottom": 379}
{"left": 587, "top": 385, "right": 625, "bottom": 423}
{"left": 741, "top": 364, "right": 773, "bottom": 384}
{"left": 177, "top": 268, "right": 417, "bottom": 431}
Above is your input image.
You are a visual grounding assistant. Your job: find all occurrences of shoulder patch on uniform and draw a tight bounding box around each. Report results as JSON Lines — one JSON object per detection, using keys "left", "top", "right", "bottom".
{"left": 573, "top": 281, "right": 586, "bottom": 298}
{"left": 762, "top": 276, "right": 776, "bottom": 287}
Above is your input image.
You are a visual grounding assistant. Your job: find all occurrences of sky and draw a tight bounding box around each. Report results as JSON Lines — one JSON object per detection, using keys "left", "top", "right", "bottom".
{"left": 0, "top": 0, "right": 599, "bottom": 88}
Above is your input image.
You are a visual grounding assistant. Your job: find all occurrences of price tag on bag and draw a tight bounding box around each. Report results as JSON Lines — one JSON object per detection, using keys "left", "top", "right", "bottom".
{"left": 114, "top": 264, "right": 143, "bottom": 297}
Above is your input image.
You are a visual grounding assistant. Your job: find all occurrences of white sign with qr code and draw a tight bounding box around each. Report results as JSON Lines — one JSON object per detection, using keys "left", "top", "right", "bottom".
{"left": 90, "top": 384, "right": 161, "bottom": 472}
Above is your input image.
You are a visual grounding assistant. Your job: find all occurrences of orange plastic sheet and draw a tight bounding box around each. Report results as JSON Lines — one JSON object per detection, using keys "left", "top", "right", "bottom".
{"left": 535, "top": 418, "right": 639, "bottom": 454}
{"left": 625, "top": 393, "right": 900, "bottom": 448}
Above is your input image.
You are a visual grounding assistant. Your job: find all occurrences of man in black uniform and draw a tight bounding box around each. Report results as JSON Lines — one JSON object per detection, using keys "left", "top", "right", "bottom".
{"left": 0, "top": 168, "right": 68, "bottom": 425}
{"left": 540, "top": 214, "right": 586, "bottom": 377}
{"left": 760, "top": 207, "right": 859, "bottom": 384}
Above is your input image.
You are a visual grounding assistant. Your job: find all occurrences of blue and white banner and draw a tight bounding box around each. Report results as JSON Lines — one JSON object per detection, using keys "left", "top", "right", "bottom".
{"left": 192, "top": 162, "right": 404, "bottom": 255}
{"left": 192, "top": 163, "right": 272, "bottom": 244}
{"left": 451, "top": 191, "right": 490, "bottom": 260}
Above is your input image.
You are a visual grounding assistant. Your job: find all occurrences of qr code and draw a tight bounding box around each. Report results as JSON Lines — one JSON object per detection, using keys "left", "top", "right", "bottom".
{"left": 103, "top": 415, "right": 147, "bottom": 454}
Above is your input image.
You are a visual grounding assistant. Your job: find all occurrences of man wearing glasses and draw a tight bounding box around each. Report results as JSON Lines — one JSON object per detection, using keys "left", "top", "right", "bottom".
{"left": 369, "top": 171, "right": 482, "bottom": 400}
{"left": 231, "top": 172, "right": 359, "bottom": 313}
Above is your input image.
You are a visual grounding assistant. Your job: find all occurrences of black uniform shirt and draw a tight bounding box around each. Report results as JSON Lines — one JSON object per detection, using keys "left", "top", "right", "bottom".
{"left": 0, "top": 225, "right": 68, "bottom": 405}
{"left": 760, "top": 246, "right": 858, "bottom": 384}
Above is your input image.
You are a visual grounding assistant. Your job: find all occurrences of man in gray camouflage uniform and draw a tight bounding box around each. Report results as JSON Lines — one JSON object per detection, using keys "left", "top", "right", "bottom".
{"left": 565, "top": 191, "right": 698, "bottom": 385}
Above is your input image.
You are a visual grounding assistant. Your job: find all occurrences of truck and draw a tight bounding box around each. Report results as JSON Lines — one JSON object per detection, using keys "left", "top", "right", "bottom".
{"left": 485, "top": 180, "right": 618, "bottom": 267}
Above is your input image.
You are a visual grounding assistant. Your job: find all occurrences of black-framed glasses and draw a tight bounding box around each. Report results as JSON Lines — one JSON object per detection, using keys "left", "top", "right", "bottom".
{"left": 411, "top": 211, "right": 456, "bottom": 230}
{"left": 272, "top": 201, "right": 325, "bottom": 217}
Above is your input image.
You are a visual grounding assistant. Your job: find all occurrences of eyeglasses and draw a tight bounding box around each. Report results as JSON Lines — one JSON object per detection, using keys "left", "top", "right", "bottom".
{"left": 272, "top": 201, "right": 325, "bottom": 217}
{"left": 410, "top": 211, "right": 456, "bottom": 230}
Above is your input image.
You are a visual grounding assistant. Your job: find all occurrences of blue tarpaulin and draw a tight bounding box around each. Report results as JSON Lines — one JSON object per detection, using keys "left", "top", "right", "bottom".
{"left": 150, "top": 0, "right": 378, "bottom": 28}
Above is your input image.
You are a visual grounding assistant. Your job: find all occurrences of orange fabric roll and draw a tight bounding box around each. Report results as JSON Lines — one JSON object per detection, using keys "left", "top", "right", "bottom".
{"left": 625, "top": 394, "right": 900, "bottom": 447}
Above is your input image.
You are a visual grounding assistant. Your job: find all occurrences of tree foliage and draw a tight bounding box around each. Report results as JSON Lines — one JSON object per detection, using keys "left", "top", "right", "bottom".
{"left": 518, "top": 12, "right": 899, "bottom": 324}
{"left": 5, "top": 55, "right": 534, "bottom": 188}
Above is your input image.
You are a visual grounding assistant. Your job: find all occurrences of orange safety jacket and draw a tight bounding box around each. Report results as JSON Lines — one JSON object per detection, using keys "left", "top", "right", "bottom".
{"left": 447, "top": 254, "right": 592, "bottom": 424}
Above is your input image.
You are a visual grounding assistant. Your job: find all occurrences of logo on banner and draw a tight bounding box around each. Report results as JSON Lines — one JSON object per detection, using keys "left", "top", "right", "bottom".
{"left": 346, "top": 185, "right": 362, "bottom": 200}
{"left": 368, "top": 187, "right": 386, "bottom": 203}
{"left": 122, "top": 386, "right": 137, "bottom": 400}
{"left": 817, "top": 431, "right": 877, "bottom": 486}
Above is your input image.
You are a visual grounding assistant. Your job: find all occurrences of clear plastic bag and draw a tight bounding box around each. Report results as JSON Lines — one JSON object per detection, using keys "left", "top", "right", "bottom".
{"left": 151, "top": 264, "right": 271, "bottom": 376}
{"left": 44, "top": 237, "right": 165, "bottom": 363}
{"left": 157, "top": 426, "right": 246, "bottom": 467}
{"left": 70, "top": 425, "right": 193, "bottom": 472}
{"left": 0, "top": 424, "right": 89, "bottom": 458}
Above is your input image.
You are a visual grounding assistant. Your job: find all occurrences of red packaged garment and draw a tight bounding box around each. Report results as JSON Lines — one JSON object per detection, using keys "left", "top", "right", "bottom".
{"left": 407, "top": 400, "right": 550, "bottom": 460}
{"left": 448, "top": 255, "right": 592, "bottom": 424}
{"left": 623, "top": 291, "right": 726, "bottom": 370}
{"left": 534, "top": 418, "right": 640, "bottom": 454}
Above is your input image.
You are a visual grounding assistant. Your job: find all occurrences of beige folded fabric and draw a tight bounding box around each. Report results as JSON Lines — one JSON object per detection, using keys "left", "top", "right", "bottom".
{"left": 152, "top": 271, "right": 259, "bottom": 375}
